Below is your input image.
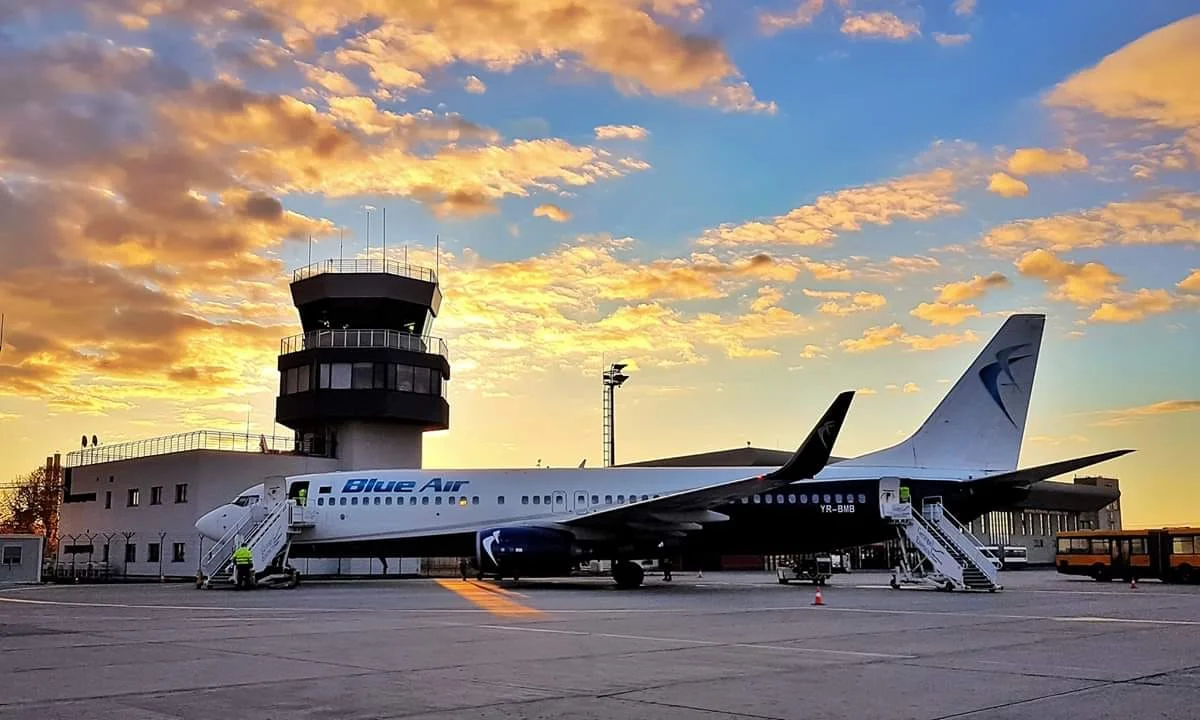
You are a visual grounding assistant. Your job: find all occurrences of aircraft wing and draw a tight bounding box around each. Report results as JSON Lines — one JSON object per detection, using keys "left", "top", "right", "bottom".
{"left": 968, "top": 449, "right": 1134, "bottom": 487}
{"left": 559, "top": 390, "right": 854, "bottom": 533}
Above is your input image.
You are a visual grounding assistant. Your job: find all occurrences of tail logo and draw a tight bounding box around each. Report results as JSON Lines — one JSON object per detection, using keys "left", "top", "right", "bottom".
{"left": 816, "top": 419, "right": 837, "bottom": 449}
{"left": 482, "top": 530, "right": 501, "bottom": 566}
{"left": 978, "top": 343, "right": 1033, "bottom": 428}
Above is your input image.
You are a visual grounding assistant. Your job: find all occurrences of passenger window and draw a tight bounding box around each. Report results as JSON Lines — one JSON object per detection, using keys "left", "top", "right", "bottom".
{"left": 374, "top": 497, "right": 381, "bottom": 505}
{"left": 823, "top": 494, "right": 831, "bottom": 504}
{"left": 787, "top": 494, "right": 796, "bottom": 504}
{"left": 835, "top": 494, "right": 843, "bottom": 504}
{"left": 533, "top": 496, "right": 540, "bottom": 505}
{"left": 340, "top": 497, "right": 347, "bottom": 505}
{"left": 498, "top": 496, "right": 505, "bottom": 505}
{"left": 317, "top": 498, "right": 324, "bottom": 506}
{"left": 799, "top": 494, "right": 807, "bottom": 504}
{"left": 409, "top": 497, "right": 416, "bottom": 505}
{"left": 764, "top": 494, "right": 773, "bottom": 504}
{"left": 811, "top": 494, "right": 819, "bottom": 504}
{"left": 641, "top": 495, "right": 648, "bottom": 501}
{"left": 422, "top": 496, "right": 429, "bottom": 505}
{"left": 472, "top": 496, "right": 479, "bottom": 505}
{"left": 435, "top": 496, "right": 443, "bottom": 505}
{"left": 522, "top": 496, "right": 529, "bottom": 505}
{"left": 385, "top": 497, "right": 392, "bottom": 505}
{"left": 776, "top": 494, "right": 784, "bottom": 504}
{"left": 591, "top": 495, "right": 599, "bottom": 505}
{"left": 351, "top": 497, "right": 358, "bottom": 505}
{"left": 740, "top": 497, "right": 749, "bottom": 504}
{"left": 858, "top": 493, "right": 866, "bottom": 503}
{"left": 544, "top": 495, "right": 551, "bottom": 505}
{"left": 605, "top": 495, "right": 613, "bottom": 504}
{"left": 448, "top": 496, "right": 455, "bottom": 505}
{"left": 753, "top": 495, "right": 761, "bottom": 503}
{"left": 617, "top": 495, "right": 625, "bottom": 503}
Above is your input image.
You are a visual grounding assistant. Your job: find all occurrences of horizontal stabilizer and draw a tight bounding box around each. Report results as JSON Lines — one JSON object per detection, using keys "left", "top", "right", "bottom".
{"left": 969, "top": 449, "right": 1134, "bottom": 488}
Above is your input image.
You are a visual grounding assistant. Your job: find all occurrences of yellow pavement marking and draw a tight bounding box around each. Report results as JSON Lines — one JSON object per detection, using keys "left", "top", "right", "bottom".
{"left": 434, "top": 579, "right": 543, "bottom": 618}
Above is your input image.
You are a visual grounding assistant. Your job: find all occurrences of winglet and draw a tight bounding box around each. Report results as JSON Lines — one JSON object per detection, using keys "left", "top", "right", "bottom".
{"left": 767, "top": 390, "right": 855, "bottom": 482}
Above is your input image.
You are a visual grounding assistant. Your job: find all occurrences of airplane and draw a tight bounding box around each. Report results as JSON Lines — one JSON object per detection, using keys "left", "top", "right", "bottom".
{"left": 196, "top": 313, "right": 1132, "bottom": 588}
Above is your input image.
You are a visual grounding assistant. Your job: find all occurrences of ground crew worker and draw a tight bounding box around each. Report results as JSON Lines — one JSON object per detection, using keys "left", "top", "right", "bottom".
{"left": 662, "top": 557, "right": 673, "bottom": 582}
{"left": 459, "top": 557, "right": 469, "bottom": 580}
{"left": 899, "top": 485, "right": 911, "bottom": 504}
{"left": 297, "top": 487, "right": 307, "bottom": 507}
{"left": 233, "top": 543, "right": 253, "bottom": 589}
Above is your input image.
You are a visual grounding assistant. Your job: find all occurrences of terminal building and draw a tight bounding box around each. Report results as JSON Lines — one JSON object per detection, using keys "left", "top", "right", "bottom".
{"left": 52, "top": 259, "right": 1123, "bottom": 578}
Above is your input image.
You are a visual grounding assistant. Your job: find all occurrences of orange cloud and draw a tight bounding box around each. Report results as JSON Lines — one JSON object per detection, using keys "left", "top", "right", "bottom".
{"left": 802, "top": 289, "right": 887, "bottom": 315}
{"left": 953, "top": 0, "right": 977, "bottom": 17}
{"left": 699, "top": 170, "right": 962, "bottom": 247}
{"left": 1179, "top": 269, "right": 1200, "bottom": 293}
{"left": 1005, "top": 148, "right": 1090, "bottom": 175}
{"left": 987, "top": 172, "right": 1029, "bottom": 198}
{"left": 910, "top": 273, "right": 1009, "bottom": 326}
{"left": 1015, "top": 249, "right": 1196, "bottom": 322}
{"left": 838, "top": 324, "right": 978, "bottom": 353}
{"left": 982, "top": 191, "right": 1200, "bottom": 252}
{"left": 1046, "top": 15, "right": 1200, "bottom": 131}
{"left": 934, "top": 33, "right": 971, "bottom": 47}
{"left": 533, "top": 203, "right": 572, "bottom": 222}
{"left": 910, "top": 302, "right": 980, "bottom": 326}
{"left": 464, "top": 75, "right": 487, "bottom": 94}
{"left": 841, "top": 12, "right": 921, "bottom": 41}
{"left": 1091, "top": 399, "right": 1200, "bottom": 427}
{"left": 759, "top": 0, "right": 826, "bottom": 34}
{"left": 595, "top": 125, "right": 649, "bottom": 141}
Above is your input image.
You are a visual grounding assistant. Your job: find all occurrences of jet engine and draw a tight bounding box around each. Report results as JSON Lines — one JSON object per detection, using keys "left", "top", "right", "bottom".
{"left": 475, "top": 526, "right": 576, "bottom": 579}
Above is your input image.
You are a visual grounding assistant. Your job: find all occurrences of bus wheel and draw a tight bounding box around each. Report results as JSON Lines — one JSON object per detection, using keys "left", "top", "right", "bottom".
{"left": 1177, "top": 565, "right": 1193, "bottom": 584}
{"left": 1091, "top": 565, "right": 1108, "bottom": 582}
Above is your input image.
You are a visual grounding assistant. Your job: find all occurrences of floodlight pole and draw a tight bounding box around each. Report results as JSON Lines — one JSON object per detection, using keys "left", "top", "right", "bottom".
{"left": 602, "top": 363, "right": 630, "bottom": 468}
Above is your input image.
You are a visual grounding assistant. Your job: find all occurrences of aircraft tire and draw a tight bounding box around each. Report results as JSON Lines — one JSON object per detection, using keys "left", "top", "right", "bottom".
{"left": 612, "top": 560, "right": 644, "bottom": 589}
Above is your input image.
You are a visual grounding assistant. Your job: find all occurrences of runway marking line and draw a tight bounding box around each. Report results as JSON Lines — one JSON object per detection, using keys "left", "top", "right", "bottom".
{"left": 472, "top": 623, "right": 916, "bottom": 659}
{"left": 433, "top": 579, "right": 543, "bottom": 618}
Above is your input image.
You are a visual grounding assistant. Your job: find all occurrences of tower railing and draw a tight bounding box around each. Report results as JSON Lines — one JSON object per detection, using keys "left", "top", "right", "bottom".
{"left": 63, "top": 430, "right": 328, "bottom": 468}
{"left": 292, "top": 258, "right": 437, "bottom": 284}
{"left": 279, "top": 329, "right": 449, "bottom": 359}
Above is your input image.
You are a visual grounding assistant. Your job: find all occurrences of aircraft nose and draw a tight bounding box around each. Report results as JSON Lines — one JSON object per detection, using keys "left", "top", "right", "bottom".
{"left": 195, "top": 504, "right": 243, "bottom": 541}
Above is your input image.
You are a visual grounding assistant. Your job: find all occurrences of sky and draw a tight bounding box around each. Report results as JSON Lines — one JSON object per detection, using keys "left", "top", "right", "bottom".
{"left": 0, "top": 1, "right": 1197, "bottom": 528}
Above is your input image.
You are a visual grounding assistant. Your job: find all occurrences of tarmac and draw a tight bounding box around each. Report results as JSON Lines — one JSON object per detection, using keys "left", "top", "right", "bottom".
{"left": 2, "top": 569, "right": 1199, "bottom": 719}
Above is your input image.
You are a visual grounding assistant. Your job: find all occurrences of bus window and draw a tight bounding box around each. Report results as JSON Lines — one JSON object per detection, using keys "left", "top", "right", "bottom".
{"left": 1090, "top": 538, "right": 1111, "bottom": 554}
{"left": 1173, "top": 536, "right": 1195, "bottom": 555}
{"left": 1130, "top": 537, "right": 1146, "bottom": 554}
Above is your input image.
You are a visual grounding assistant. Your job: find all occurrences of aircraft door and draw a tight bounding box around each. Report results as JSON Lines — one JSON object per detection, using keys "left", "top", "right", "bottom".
{"left": 553, "top": 491, "right": 567, "bottom": 513}
{"left": 878, "top": 477, "right": 901, "bottom": 519}
{"left": 573, "top": 491, "right": 589, "bottom": 514}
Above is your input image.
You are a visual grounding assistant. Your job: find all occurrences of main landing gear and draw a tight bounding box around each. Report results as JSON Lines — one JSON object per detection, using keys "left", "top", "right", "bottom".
{"left": 612, "top": 560, "right": 645, "bottom": 589}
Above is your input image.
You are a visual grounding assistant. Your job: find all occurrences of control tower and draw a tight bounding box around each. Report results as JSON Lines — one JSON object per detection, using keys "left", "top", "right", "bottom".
{"left": 274, "top": 258, "right": 450, "bottom": 469}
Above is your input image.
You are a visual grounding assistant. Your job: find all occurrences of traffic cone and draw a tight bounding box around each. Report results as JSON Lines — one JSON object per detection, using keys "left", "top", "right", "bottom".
{"left": 812, "top": 587, "right": 824, "bottom": 606}
{"left": 1130, "top": 578, "right": 1137, "bottom": 589}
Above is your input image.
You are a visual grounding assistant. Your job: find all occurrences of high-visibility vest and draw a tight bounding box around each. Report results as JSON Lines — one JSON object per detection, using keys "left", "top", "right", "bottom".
{"left": 233, "top": 547, "right": 253, "bottom": 565}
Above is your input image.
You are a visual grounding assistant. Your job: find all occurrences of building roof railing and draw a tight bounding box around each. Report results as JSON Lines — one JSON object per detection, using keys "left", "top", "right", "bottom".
{"left": 292, "top": 258, "right": 438, "bottom": 284}
{"left": 280, "top": 329, "right": 449, "bottom": 360}
{"left": 64, "top": 430, "right": 325, "bottom": 468}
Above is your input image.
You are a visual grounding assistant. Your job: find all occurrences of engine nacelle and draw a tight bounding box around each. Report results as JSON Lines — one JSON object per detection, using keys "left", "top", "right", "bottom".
{"left": 476, "top": 526, "right": 576, "bottom": 578}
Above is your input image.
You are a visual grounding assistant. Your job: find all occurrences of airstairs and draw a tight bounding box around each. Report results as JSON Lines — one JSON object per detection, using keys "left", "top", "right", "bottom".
{"left": 198, "top": 476, "right": 314, "bottom": 589}
{"left": 879, "top": 478, "right": 1002, "bottom": 592}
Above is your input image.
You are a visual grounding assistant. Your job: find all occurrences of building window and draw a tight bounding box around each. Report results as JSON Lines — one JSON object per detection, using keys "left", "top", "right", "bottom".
{"left": 150, "top": 486, "right": 163, "bottom": 505}
{"left": 319, "top": 363, "right": 331, "bottom": 388}
{"left": 105, "top": 491, "right": 112, "bottom": 509}
{"left": 125, "top": 544, "right": 137, "bottom": 563}
{"left": 3, "top": 546, "right": 23, "bottom": 565}
{"left": 351, "top": 362, "right": 374, "bottom": 389}
{"left": 175, "top": 484, "right": 188, "bottom": 503}
{"left": 147, "top": 543, "right": 160, "bottom": 563}
{"left": 127, "top": 488, "right": 140, "bottom": 507}
{"left": 172, "top": 543, "right": 186, "bottom": 563}
{"left": 413, "top": 366, "right": 431, "bottom": 394}
{"left": 331, "top": 363, "right": 352, "bottom": 389}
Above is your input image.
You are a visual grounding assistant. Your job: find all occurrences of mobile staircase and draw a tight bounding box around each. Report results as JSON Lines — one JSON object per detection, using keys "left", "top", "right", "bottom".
{"left": 198, "top": 475, "right": 315, "bottom": 589}
{"left": 879, "top": 478, "right": 1002, "bottom": 592}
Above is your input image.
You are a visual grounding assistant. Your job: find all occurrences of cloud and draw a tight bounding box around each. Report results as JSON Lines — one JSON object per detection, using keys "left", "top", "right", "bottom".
{"left": 798, "top": 344, "right": 827, "bottom": 359}
{"left": 759, "top": 0, "right": 826, "bottom": 34}
{"left": 953, "top": 0, "right": 977, "bottom": 17}
{"left": 533, "top": 203, "right": 572, "bottom": 222}
{"left": 885, "top": 382, "right": 921, "bottom": 393}
{"left": 1005, "top": 148, "right": 1090, "bottom": 175}
{"left": 1091, "top": 399, "right": 1200, "bottom": 427}
{"left": 595, "top": 124, "right": 649, "bottom": 141}
{"left": 841, "top": 12, "right": 921, "bottom": 41}
{"left": 910, "top": 272, "right": 1009, "bottom": 326}
{"left": 981, "top": 191, "right": 1200, "bottom": 253}
{"left": 838, "top": 324, "right": 978, "bottom": 353}
{"left": 1015, "top": 249, "right": 1197, "bottom": 322}
{"left": 699, "top": 169, "right": 962, "bottom": 247}
{"left": 464, "top": 75, "right": 487, "bottom": 94}
{"left": 1046, "top": 15, "right": 1200, "bottom": 131}
{"left": 1179, "top": 269, "right": 1200, "bottom": 293}
{"left": 802, "top": 289, "right": 887, "bottom": 315}
{"left": 933, "top": 32, "right": 971, "bottom": 47}
{"left": 987, "top": 172, "right": 1029, "bottom": 198}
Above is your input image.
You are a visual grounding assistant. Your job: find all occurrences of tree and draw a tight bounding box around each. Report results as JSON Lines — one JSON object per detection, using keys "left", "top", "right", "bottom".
{"left": 1, "top": 466, "right": 60, "bottom": 550}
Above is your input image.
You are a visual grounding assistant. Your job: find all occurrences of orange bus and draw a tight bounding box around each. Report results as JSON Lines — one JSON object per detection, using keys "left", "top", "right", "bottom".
{"left": 1055, "top": 527, "right": 1200, "bottom": 583}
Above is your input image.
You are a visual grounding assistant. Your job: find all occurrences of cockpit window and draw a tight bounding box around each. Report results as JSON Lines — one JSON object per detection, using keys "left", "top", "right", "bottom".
{"left": 232, "top": 495, "right": 260, "bottom": 507}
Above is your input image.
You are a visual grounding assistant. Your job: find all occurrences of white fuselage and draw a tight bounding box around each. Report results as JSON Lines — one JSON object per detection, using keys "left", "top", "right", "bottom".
{"left": 194, "top": 461, "right": 992, "bottom": 545}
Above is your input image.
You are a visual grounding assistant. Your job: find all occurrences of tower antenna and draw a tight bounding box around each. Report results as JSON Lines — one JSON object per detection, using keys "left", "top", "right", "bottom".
{"left": 382, "top": 207, "right": 387, "bottom": 265}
